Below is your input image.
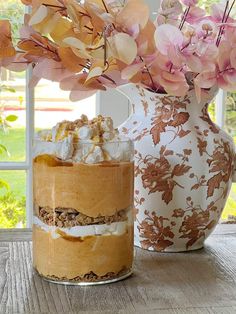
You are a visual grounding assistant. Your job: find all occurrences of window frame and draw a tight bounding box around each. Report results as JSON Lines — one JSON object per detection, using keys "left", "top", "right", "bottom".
{"left": 25, "top": 66, "right": 34, "bottom": 227}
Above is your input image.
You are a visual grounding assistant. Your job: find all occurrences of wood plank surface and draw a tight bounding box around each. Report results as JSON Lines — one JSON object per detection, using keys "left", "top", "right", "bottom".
{"left": 0, "top": 225, "right": 235, "bottom": 314}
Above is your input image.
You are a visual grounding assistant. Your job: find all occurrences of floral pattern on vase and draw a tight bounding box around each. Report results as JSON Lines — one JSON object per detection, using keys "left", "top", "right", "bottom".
{"left": 118, "top": 84, "right": 235, "bottom": 252}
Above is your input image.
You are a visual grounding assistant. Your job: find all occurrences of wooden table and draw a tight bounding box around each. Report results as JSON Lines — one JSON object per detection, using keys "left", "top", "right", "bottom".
{"left": 0, "top": 225, "right": 236, "bottom": 314}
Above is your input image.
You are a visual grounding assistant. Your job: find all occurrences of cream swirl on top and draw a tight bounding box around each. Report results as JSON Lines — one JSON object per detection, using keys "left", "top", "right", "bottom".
{"left": 34, "top": 115, "right": 133, "bottom": 163}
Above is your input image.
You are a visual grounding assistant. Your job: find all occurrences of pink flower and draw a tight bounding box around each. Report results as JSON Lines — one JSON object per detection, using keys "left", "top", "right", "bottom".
{"left": 181, "top": 0, "right": 198, "bottom": 6}
{"left": 155, "top": 24, "right": 184, "bottom": 55}
{"left": 217, "top": 41, "right": 236, "bottom": 89}
{"left": 185, "top": 6, "right": 205, "bottom": 23}
{"left": 160, "top": 0, "right": 183, "bottom": 16}
{"left": 210, "top": 3, "right": 234, "bottom": 23}
{"left": 179, "top": 40, "right": 217, "bottom": 73}
{"left": 157, "top": 69, "right": 189, "bottom": 96}
{"left": 0, "top": 53, "right": 29, "bottom": 72}
{"left": 194, "top": 39, "right": 236, "bottom": 101}
{"left": 1, "top": 0, "right": 236, "bottom": 99}
{"left": 224, "top": 26, "right": 236, "bottom": 45}
{"left": 156, "top": 0, "right": 183, "bottom": 26}
{"left": 194, "top": 19, "right": 218, "bottom": 40}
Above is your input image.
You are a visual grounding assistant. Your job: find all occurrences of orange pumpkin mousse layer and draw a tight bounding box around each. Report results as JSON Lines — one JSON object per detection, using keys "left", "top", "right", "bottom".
{"left": 33, "top": 225, "right": 134, "bottom": 281}
{"left": 33, "top": 115, "right": 134, "bottom": 283}
{"left": 33, "top": 155, "right": 134, "bottom": 218}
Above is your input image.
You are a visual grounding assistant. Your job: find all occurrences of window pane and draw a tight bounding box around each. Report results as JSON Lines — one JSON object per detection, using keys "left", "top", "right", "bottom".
{"left": 203, "top": 95, "right": 235, "bottom": 221}
{"left": 222, "top": 92, "right": 236, "bottom": 221}
{"left": 0, "top": 126, "right": 26, "bottom": 162}
{"left": 222, "top": 184, "right": 236, "bottom": 221}
{"left": 198, "top": 0, "right": 219, "bottom": 11}
{"left": 208, "top": 100, "right": 216, "bottom": 123}
{"left": 0, "top": 0, "right": 26, "bottom": 162}
{"left": 225, "top": 93, "right": 236, "bottom": 139}
{"left": 34, "top": 81, "right": 96, "bottom": 129}
{"left": 0, "top": 170, "right": 26, "bottom": 228}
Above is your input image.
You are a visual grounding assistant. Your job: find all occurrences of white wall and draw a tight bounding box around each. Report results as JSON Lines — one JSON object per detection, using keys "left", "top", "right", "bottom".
{"left": 97, "top": 0, "right": 161, "bottom": 127}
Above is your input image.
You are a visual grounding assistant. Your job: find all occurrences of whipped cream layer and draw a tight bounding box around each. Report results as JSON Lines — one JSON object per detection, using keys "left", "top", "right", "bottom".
{"left": 34, "top": 210, "right": 132, "bottom": 239}
{"left": 34, "top": 115, "right": 133, "bottom": 164}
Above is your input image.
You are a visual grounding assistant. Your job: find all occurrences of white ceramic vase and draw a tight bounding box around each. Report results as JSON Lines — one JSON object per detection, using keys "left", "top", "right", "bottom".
{"left": 118, "top": 84, "right": 236, "bottom": 252}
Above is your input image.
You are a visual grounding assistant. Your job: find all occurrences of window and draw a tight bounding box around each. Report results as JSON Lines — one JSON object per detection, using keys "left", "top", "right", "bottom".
{"left": 0, "top": 2, "right": 96, "bottom": 228}
{"left": 0, "top": 1, "right": 27, "bottom": 228}
{"left": 0, "top": 0, "right": 235, "bottom": 228}
{"left": 217, "top": 92, "right": 236, "bottom": 221}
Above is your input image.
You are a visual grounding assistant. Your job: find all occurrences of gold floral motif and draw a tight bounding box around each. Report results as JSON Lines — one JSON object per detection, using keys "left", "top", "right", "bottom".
{"left": 207, "top": 139, "right": 234, "bottom": 198}
{"left": 173, "top": 197, "right": 216, "bottom": 250}
{"left": 121, "top": 127, "right": 129, "bottom": 135}
{"left": 135, "top": 146, "right": 192, "bottom": 204}
{"left": 141, "top": 100, "right": 149, "bottom": 116}
{"left": 150, "top": 95, "right": 191, "bottom": 145}
{"left": 133, "top": 128, "right": 149, "bottom": 141}
{"left": 138, "top": 211, "right": 174, "bottom": 251}
{"left": 134, "top": 190, "right": 145, "bottom": 221}
{"left": 200, "top": 105, "right": 220, "bottom": 134}
{"left": 189, "top": 173, "right": 207, "bottom": 191}
{"left": 195, "top": 127, "right": 234, "bottom": 199}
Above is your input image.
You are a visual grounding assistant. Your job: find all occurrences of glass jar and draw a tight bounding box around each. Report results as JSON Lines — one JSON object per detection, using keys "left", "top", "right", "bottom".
{"left": 32, "top": 140, "right": 134, "bottom": 285}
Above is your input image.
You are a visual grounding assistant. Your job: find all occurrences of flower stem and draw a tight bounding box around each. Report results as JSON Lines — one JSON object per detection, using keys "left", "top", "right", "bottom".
{"left": 102, "top": 74, "right": 116, "bottom": 85}
{"left": 179, "top": 6, "right": 190, "bottom": 30}
{"left": 216, "top": 0, "right": 235, "bottom": 46}
{"left": 101, "top": 0, "right": 109, "bottom": 13}
{"left": 103, "top": 31, "right": 107, "bottom": 67}
{"left": 225, "top": 0, "right": 236, "bottom": 22}
{"left": 42, "top": 3, "right": 66, "bottom": 10}
{"left": 140, "top": 57, "right": 156, "bottom": 91}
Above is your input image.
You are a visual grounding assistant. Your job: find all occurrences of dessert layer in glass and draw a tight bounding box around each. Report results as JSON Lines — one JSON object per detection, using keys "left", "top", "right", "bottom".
{"left": 33, "top": 224, "right": 133, "bottom": 281}
{"left": 33, "top": 155, "right": 134, "bottom": 217}
{"left": 33, "top": 116, "right": 134, "bottom": 284}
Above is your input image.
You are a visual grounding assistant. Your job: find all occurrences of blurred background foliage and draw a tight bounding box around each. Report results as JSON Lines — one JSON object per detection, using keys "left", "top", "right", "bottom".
{"left": 0, "top": 84, "right": 26, "bottom": 228}
{"left": 0, "top": 0, "right": 24, "bottom": 42}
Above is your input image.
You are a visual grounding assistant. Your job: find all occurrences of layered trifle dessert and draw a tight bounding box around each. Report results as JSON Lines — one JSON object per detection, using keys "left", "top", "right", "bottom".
{"left": 33, "top": 115, "right": 134, "bottom": 285}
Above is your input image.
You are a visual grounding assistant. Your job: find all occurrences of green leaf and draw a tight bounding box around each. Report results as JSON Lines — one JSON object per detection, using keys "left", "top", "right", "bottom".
{"left": 0, "top": 144, "right": 10, "bottom": 157}
{"left": 0, "top": 144, "right": 7, "bottom": 154}
{"left": 0, "top": 192, "right": 26, "bottom": 228}
{"left": 4, "top": 87, "right": 16, "bottom": 93}
{"left": 0, "top": 179, "right": 10, "bottom": 191}
{"left": 6, "top": 115, "right": 18, "bottom": 122}
{"left": 0, "top": 85, "right": 16, "bottom": 93}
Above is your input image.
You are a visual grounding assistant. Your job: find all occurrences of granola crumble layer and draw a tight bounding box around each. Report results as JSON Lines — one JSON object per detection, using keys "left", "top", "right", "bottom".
{"left": 33, "top": 225, "right": 133, "bottom": 279}
{"left": 35, "top": 267, "right": 131, "bottom": 283}
{"left": 36, "top": 206, "right": 129, "bottom": 228}
{"left": 33, "top": 155, "right": 134, "bottom": 218}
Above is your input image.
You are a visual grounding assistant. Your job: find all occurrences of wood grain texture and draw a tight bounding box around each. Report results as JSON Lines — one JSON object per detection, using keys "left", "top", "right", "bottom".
{"left": 0, "top": 225, "right": 235, "bottom": 314}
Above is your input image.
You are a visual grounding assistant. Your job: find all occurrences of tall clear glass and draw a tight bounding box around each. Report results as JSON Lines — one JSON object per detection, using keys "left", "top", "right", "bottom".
{"left": 32, "top": 140, "right": 134, "bottom": 285}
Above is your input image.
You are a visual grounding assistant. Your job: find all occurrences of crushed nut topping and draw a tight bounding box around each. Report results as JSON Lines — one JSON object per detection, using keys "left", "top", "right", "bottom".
{"left": 36, "top": 206, "right": 128, "bottom": 227}
{"left": 35, "top": 267, "right": 130, "bottom": 283}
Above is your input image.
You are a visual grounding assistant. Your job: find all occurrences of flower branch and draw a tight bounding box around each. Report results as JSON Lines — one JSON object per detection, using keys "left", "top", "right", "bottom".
{"left": 0, "top": 0, "right": 235, "bottom": 102}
